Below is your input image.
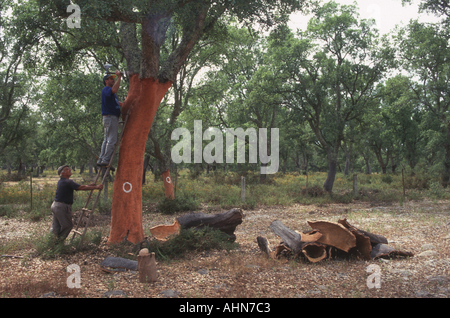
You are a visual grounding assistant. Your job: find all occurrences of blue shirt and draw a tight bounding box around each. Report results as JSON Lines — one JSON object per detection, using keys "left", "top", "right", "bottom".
{"left": 101, "top": 86, "right": 121, "bottom": 117}
{"left": 54, "top": 178, "right": 81, "bottom": 205}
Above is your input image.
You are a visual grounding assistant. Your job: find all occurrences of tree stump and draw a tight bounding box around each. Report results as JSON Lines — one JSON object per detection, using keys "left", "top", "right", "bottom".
{"left": 138, "top": 249, "right": 157, "bottom": 283}
{"left": 256, "top": 236, "right": 272, "bottom": 258}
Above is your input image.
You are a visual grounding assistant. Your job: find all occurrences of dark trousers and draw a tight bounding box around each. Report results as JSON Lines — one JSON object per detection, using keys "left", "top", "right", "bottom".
{"left": 50, "top": 201, "right": 73, "bottom": 240}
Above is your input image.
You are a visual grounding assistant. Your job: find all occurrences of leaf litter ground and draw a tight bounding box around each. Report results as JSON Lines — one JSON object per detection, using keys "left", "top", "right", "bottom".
{"left": 1, "top": 200, "right": 449, "bottom": 298}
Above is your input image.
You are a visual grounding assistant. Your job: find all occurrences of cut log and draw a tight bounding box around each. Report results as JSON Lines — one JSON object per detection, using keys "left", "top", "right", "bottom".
{"left": 307, "top": 220, "right": 356, "bottom": 252}
{"left": 371, "top": 243, "right": 414, "bottom": 259}
{"left": 267, "top": 221, "right": 329, "bottom": 262}
{"left": 176, "top": 208, "right": 244, "bottom": 241}
{"left": 338, "top": 219, "right": 388, "bottom": 245}
{"left": 269, "top": 220, "right": 305, "bottom": 255}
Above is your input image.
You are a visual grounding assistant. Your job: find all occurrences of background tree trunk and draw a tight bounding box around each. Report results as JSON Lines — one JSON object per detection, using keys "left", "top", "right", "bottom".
{"left": 162, "top": 169, "right": 174, "bottom": 199}
{"left": 323, "top": 148, "right": 339, "bottom": 192}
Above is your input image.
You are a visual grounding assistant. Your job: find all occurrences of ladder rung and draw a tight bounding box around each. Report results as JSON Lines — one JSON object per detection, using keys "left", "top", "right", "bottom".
{"left": 72, "top": 230, "right": 83, "bottom": 235}
{"left": 82, "top": 208, "right": 92, "bottom": 212}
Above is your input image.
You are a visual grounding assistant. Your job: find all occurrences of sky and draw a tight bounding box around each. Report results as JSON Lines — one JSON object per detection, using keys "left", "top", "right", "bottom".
{"left": 288, "top": 0, "right": 443, "bottom": 35}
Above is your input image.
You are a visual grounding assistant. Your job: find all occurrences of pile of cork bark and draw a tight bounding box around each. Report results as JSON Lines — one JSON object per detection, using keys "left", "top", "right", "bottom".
{"left": 257, "top": 219, "right": 414, "bottom": 262}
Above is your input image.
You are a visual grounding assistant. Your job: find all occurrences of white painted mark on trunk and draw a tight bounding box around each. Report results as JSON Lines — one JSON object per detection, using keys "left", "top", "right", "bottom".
{"left": 123, "top": 182, "right": 132, "bottom": 193}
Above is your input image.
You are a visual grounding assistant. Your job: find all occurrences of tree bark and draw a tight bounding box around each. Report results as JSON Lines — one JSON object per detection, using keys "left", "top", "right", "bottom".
{"left": 442, "top": 122, "right": 450, "bottom": 188}
{"left": 323, "top": 150, "right": 338, "bottom": 193}
{"left": 343, "top": 142, "right": 352, "bottom": 176}
{"left": 107, "top": 75, "right": 172, "bottom": 245}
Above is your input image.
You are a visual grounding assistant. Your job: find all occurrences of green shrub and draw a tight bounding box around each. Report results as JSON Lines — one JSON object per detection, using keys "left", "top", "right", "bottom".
{"left": 381, "top": 175, "right": 393, "bottom": 184}
{"left": 403, "top": 174, "right": 431, "bottom": 189}
{"left": 0, "top": 173, "right": 28, "bottom": 183}
{"left": 145, "top": 226, "right": 239, "bottom": 260}
{"left": 157, "top": 196, "right": 200, "bottom": 215}
{"left": 428, "top": 181, "right": 444, "bottom": 198}
{"left": 34, "top": 231, "right": 103, "bottom": 259}
{"left": 0, "top": 205, "right": 16, "bottom": 218}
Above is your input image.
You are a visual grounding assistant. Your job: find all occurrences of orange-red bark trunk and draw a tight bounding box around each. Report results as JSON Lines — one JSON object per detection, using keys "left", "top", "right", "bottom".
{"left": 107, "top": 75, "right": 172, "bottom": 244}
{"left": 162, "top": 169, "right": 175, "bottom": 199}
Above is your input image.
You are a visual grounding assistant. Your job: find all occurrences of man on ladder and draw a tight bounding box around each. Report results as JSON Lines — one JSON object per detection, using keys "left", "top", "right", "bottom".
{"left": 69, "top": 68, "right": 130, "bottom": 247}
{"left": 98, "top": 69, "right": 123, "bottom": 171}
{"left": 50, "top": 165, "right": 103, "bottom": 242}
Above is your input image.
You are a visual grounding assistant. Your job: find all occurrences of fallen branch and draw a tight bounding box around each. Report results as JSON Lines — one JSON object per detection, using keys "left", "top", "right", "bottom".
{"left": 1, "top": 255, "right": 23, "bottom": 259}
{"left": 371, "top": 243, "right": 414, "bottom": 259}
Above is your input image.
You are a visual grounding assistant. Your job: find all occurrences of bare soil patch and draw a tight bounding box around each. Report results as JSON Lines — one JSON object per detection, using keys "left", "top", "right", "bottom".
{"left": 1, "top": 200, "right": 449, "bottom": 298}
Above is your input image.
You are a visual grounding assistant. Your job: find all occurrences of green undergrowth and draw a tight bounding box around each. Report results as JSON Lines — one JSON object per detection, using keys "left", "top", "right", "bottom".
{"left": 34, "top": 231, "right": 103, "bottom": 260}
{"left": 142, "top": 227, "right": 239, "bottom": 261}
{"left": 1, "top": 170, "right": 449, "bottom": 223}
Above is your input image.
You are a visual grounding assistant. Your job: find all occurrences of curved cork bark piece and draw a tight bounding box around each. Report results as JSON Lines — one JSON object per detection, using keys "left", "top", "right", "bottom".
{"left": 149, "top": 220, "right": 181, "bottom": 241}
{"left": 307, "top": 220, "right": 356, "bottom": 252}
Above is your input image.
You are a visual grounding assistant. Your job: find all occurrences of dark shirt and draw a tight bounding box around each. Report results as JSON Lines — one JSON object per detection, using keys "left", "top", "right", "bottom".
{"left": 54, "top": 178, "right": 81, "bottom": 205}
{"left": 101, "top": 86, "right": 121, "bottom": 117}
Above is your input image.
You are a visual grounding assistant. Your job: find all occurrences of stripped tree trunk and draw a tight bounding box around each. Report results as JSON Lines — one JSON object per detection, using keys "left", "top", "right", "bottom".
{"left": 107, "top": 76, "right": 172, "bottom": 244}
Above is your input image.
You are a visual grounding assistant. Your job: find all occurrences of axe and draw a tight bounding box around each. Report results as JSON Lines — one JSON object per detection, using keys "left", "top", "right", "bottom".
{"left": 103, "top": 63, "right": 124, "bottom": 76}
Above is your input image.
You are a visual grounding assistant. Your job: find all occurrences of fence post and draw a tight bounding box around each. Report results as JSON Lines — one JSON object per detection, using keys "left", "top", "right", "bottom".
{"left": 402, "top": 169, "right": 405, "bottom": 198}
{"left": 353, "top": 174, "right": 358, "bottom": 196}
{"left": 30, "top": 171, "right": 33, "bottom": 211}
{"left": 241, "top": 176, "right": 245, "bottom": 202}
{"left": 306, "top": 171, "right": 308, "bottom": 192}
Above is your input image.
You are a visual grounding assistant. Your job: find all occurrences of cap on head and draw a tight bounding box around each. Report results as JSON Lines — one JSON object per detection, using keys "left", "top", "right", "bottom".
{"left": 57, "top": 165, "right": 69, "bottom": 176}
{"left": 103, "top": 74, "right": 116, "bottom": 86}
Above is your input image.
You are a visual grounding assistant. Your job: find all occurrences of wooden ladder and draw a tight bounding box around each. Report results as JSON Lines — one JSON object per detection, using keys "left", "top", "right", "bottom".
{"left": 70, "top": 112, "right": 130, "bottom": 248}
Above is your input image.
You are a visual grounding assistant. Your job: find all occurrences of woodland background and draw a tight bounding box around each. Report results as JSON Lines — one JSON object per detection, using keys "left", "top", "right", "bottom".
{"left": 2, "top": 0, "right": 450, "bottom": 194}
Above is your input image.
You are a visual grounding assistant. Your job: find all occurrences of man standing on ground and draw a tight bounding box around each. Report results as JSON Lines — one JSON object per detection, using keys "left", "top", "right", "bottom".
{"left": 50, "top": 165, "right": 103, "bottom": 241}
{"left": 98, "top": 69, "right": 123, "bottom": 169}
